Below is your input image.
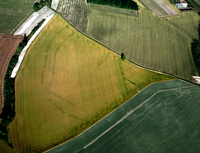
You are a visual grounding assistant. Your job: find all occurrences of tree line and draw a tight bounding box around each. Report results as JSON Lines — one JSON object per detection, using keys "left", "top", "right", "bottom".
{"left": 191, "top": 21, "right": 200, "bottom": 74}
{"left": 87, "top": 0, "right": 138, "bottom": 10}
{"left": 0, "top": 17, "right": 46, "bottom": 146}
{"left": 33, "top": 0, "right": 52, "bottom": 11}
{"left": 0, "top": 37, "right": 27, "bottom": 147}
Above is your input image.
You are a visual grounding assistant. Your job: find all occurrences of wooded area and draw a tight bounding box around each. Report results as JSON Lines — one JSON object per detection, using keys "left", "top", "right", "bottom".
{"left": 0, "top": 38, "right": 27, "bottom": 146}
{"left": 191, "top": 21, "right": 200, "bottom": 74}
{"left": 87, "top": 0, "right": 138, "bottom": 10}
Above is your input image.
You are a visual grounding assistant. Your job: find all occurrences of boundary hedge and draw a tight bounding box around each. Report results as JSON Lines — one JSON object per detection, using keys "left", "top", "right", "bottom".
{"left": 87, "top": 0, "right": 138, "bottom": 10}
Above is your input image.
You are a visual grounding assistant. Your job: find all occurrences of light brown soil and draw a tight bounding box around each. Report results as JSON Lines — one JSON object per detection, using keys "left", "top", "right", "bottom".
{"left": 0, "top": 34, "right": 23, "bottom": 114}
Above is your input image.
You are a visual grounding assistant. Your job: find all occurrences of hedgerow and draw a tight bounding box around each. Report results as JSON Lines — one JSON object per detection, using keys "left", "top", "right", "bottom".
{"left": 87, "top": 0, "right": 138, "bottom": 10}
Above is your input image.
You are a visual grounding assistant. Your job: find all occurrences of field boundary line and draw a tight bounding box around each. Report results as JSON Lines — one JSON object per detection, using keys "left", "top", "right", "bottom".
{"left": 83, "top": 85, "right": 195, "bottom": 149}
{"left": 88, "top": 4, "right": 139, "bottom": 17}
{"left": 51, "top": 0, "right": 59, "bottom": 10}
{"left": 10, "top": 11, "right": 34, "bottom": 35}
{"left": 44, "top": 80, "right": 195, "bottom": 153}
{"left": 14, "top": 6, "right": 55, "bottom": 36}
{"left": 52, "top": 5, "right": 197, "bottom": 84}
{"left": 11, "top": 10, "right": 56, "bottom": 78}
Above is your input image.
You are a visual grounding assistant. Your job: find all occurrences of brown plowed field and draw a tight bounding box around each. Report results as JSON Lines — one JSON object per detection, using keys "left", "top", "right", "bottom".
{"left": 0, "top": 34, "right": 23, "bottom": 114}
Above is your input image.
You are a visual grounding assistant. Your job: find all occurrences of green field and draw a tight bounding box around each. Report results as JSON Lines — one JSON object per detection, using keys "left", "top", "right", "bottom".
{"left": 79, "top": 83, "right": 200, "bottom": 153}
{"left": 86, "top": 1, "right": 200, "bottom": 81}
{"left": 80, "top": 81, "right": 200, "bottom": 153}
{"left": 7, "top": 14, "right": 174, "bottom": 153}
{"left": 46, "top": 80, "right": 200, "bottom": 153}
{"left": 0, "top": 0, "right": 37, "bottom": 35}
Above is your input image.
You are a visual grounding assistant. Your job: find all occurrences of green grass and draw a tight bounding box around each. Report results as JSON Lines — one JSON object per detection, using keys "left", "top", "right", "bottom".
{"left": 0, "top": 0, "right": 36, "bottom": 34}
{"left": 86, "top": 2, "right": 200, "bottom": 81}
{"left": 7, "top": 14, "right": 174, "bottom": 153}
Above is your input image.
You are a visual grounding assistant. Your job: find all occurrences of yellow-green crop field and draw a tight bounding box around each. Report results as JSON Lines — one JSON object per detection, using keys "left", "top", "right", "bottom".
{"left": 87, "top": 0, "right": 200, "bottom": 81}
{"left": 7, "top": 14, "right": 174, "bottom": 153}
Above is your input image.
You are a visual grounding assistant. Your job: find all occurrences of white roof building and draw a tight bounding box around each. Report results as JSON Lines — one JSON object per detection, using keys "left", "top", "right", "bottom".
{"left": 193, "top": 76, "right": 200, "bottom": 84}
{"left": 175, "top": 3, "right": 188, "bottom": 8}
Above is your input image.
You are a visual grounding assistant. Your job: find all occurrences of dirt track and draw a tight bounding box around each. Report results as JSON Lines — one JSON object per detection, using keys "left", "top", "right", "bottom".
{"left": 14, "top": 6, "right": 55, "bottom": 36}
{"left": 0, "top": 34, "right": 23, "bottom": 114}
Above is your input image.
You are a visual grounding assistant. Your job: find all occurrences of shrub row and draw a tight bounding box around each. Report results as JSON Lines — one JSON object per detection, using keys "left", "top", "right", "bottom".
{"left": 191, "top": 21, "right": 200, "bottom": 74}
{"left": 87, "top": 0, "right": 138, "bottom": 10}
{"left": 0, "top": 38, "right": 27, "bottom": 146}
{"left": 0, "top": 17, "right": 46, "bottom": 146}
{"left": 27, "top": 19, "right": 45, "bottom": 41}
{"left": 33, "top": 0, "right": 52, "bottom": 11}
{"left": 0, "top": 13, "right": 46, "bottom": 146}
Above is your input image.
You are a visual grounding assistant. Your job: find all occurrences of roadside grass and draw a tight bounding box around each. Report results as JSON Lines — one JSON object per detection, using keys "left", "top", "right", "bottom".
{"left": 0, "top": 0, "right": 36, "bottom": 34}
{"left": 7, "top": 14, "right": 175, "bottom": 153}
{"left": 86, "top": 3, "right": 200, "bottom": 82}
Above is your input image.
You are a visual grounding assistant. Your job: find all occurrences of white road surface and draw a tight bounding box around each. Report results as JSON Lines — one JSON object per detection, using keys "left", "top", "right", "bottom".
{"left": 51, "top": 0, "right": 60, "bottom": 10}
{"left": 11, "top": 7, "right": 55, "bottom": 78}
{"left": 14, "top": 6, "right": 55, "bottom": 36}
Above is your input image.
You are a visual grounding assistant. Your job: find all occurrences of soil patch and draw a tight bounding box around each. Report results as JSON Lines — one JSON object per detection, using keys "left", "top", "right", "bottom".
{"left": 0, "top": 34, "right": 23, "bottom": 114}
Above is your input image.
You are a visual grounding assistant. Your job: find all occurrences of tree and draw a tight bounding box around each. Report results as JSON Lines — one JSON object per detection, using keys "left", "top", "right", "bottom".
{"left": 198, "top": 21, "right": 200, "bottom": 40}
{"left": 121, "top": 53, "right": 125, "bottom": 59}
{"left": 33, "top": 2, "right": 40, "bottom": 11}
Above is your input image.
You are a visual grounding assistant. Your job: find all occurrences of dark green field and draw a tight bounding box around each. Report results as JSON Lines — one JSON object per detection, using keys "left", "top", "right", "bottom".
{"left": 46, "top": 80, "right": 200, "bottom": 153}
{"left": 89, "top": 4, "right": 138, "bottom": 17}
{"left": 187, "top": 0, "right": 200, "bottom": 12}
{"left": 0, "top": 0, "right": 36, "bottom": 35}
{"left": 86, "top": 3, "right": 200, "bottom": 82}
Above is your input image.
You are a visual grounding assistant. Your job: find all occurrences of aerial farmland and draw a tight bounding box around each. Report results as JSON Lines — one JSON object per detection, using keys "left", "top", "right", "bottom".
{"left": 86, "top": 0, "right": 200, "bottom": 81}
{"left": 0, "top": 0, "right": 37, "bottom": 35}
{"left": 0, "top": 35, "right": 24, "bottom": 114}
{"left": 0, "top": 0, "right": 200, "bottom": 153}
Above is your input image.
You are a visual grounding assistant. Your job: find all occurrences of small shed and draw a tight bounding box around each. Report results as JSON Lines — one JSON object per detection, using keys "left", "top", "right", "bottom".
{"left": 175, "top": 3, "right": 188, "bottom": 8}
{"left": 193, "top": 76, "right": 200, "bottom": 84}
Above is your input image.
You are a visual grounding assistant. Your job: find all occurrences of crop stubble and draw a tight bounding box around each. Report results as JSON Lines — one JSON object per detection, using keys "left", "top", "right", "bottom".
{"left": 56, "top": 0, "right": 88, "bottom": 33}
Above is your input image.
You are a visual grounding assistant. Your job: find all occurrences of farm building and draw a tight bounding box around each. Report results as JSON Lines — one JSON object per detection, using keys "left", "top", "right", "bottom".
{"left": 175, "top": 2, "right": 188, "bottom": 8}
{"left": 193, "top": 76, "right": 200, "bottom": 84}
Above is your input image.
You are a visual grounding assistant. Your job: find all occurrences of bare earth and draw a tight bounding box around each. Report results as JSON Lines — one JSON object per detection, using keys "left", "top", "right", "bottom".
{"left": 0, "top": 34, "right": 23, "bottom": 114}
{"left": 139, "top": 0, "right": 178, "bottom": 17}
{"left": 56, "top": 0, "right": 88, "bottom": 33}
